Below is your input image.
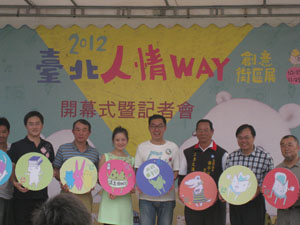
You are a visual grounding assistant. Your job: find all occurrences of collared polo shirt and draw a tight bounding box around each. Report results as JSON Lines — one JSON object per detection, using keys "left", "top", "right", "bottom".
{"left": 53, "top": 142, "right": 100, "bottom": 169}
{"left": 8, "top": 136, "right": 55, "bottom": 199}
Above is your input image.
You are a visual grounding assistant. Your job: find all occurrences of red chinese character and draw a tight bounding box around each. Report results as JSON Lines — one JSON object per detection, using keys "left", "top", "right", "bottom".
{"left": 118, "top": 101, "right": 135, "bottom": 118}
{"left": 101, "top": 46, "right": 131, "bottom": 83}
{"left": 80, "top": 101, "right": 97, "bottom": 118}
{"left": 98, "top": 101, "right": 116, "bottom": 118}
{"left": 138, "top": 101, "right": 154, "bottom": 118}
{"left": 61, "top": 100, "right": 77, "bottom": 118}
{"left": 157, "top": 101, "right": 174, "bottom": 119}
{"left": 135, "top": 44, "right": 167, "bottom": 81}
{"left": 177, "top": 101, "right": 195, "bottom": 119}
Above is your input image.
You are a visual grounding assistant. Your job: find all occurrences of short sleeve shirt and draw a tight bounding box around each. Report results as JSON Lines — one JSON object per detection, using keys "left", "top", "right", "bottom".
{"left": 53, "top": 142, "right": 100, "bottom": 169}
{"left": 226, "top": 146, "right": 274, "bottom": 186}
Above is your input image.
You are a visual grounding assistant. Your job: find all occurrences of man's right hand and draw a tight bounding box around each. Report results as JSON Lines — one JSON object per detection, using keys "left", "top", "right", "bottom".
{"left": 60, "top": 182, "right": 70, "bottom": 192}
{"left": 218, "top": 192, "right": 226, "bottom": 203}
{"left": 13, "top": 181, "right": 29, "bottom": 193}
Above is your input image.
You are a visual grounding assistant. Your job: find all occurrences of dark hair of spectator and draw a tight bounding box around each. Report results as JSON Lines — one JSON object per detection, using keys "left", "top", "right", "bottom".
{"left": 32, "top": 193, "right": 92, "bottom": 225}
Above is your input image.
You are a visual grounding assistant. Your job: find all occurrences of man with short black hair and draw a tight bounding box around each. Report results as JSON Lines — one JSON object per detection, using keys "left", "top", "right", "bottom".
{"left": 53, "top": 119, "right": 100, "bottom": 213}
{"left": 0, "top": 117, "right": 14, "bottom": 225}
{"left": 134, "top": 114, "right": 179, "bottom": 225}
{"left": 276, "top": 135, "right": 300, "bottom": 225}
{"left": 225, "top": 124, "right": 274, "bottom": 225}
{"left": 8, "top": 111, "right": 55, "bottom": 225}
{"left": 178, "top": 119, "right": 227, "bottom": 225}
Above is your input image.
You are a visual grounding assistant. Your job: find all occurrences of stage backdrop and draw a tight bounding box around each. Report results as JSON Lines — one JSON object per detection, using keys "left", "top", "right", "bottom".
{"left": 1, "top": 24, "right": 300, "bottom": 221}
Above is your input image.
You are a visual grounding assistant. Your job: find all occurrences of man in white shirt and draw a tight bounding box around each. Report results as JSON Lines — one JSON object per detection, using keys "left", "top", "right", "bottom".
{"left": 135, "top": 114, "right": 180, "bottom": 225}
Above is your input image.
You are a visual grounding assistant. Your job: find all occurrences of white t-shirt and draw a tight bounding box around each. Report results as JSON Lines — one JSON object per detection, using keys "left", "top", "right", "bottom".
{"left": 135, "top": 140, "right": 179, "bottom": 201}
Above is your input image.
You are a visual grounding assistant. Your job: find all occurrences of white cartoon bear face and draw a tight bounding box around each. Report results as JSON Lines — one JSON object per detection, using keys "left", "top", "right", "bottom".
{"left": 230, "top": 173, "right": 250, "bottom": 194}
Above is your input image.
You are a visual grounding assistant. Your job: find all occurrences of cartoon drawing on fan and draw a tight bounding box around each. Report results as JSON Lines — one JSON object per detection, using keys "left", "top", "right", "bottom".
{"left": 184, "top": 175, "right": 211, "bottom": 207}
{"left": 99, "top": 159, "right": 135, "bottom": 196}
{"left": 0, "top": 153, "right": 8, "bottom": 182}
{"left": 65, "top": 170, "right": 75, "bottom": 189}
{"left": 143, "top": 163, "right": 167, "bottom": 195}
{"left": 107, "top": 167, "right": 129, "bottom": 193}
{"left": 148, "top": 175, "right": 166, "bottom": 195}
{"left": 227, "top": 172, "right": 251, "bottom": 200}
{"left": 27, "top": 156, "right": 43, "bottom": 188}
{"left": 60, "top": 156, "right": 98, "bottom": 195}
{"left": 269, "top": 172, "right": 295, "bottom": 205}
{"left": 73, "top": 160, "right": 85, "bottom": 190}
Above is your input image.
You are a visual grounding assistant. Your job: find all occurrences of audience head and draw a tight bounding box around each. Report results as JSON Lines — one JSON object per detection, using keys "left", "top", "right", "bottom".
{"left": 32, "top": 193, "right": 92, "bottom": 225}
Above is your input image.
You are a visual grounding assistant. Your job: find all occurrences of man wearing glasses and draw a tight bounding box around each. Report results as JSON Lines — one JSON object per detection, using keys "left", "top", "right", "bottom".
{"left": 135, "top": 114, "right": 180, "bottom": 225}
{"left": 225, "top": 124, "right": 274, "bottom": 225}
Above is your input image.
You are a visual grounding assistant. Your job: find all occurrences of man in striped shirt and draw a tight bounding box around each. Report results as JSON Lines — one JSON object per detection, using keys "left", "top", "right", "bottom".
{"left": 53, "top": 119, "right": 100, "bottom": 213}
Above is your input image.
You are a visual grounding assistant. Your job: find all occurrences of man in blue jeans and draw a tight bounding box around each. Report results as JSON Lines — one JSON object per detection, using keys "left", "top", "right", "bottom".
{"left": 135, "top": 114, "right": 180, "bottom": 225}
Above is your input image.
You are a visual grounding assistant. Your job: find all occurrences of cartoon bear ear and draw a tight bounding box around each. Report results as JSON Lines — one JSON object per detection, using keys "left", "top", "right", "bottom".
{"left": 216, "top": 91, "right": 232, "bottom": 105}
{"left": 279, "top": 103, "right": 300, "bottom": 129}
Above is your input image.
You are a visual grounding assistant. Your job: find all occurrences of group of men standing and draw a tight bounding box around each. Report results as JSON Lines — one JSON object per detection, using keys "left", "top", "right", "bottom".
{"left": 0, "top": 111, "right": 299, "bottom": 225}
{"left": 178, "top": 120, "right": 300, "bottom": 225}
{"left": 0, "top": 112, "right": 100, "bottom": 225}
{"left": 134, "top": 116, "right": 300, "bottom": 225}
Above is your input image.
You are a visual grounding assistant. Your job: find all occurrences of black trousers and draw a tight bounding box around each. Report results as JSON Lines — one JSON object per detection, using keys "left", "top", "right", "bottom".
{"left": 0, "top": 197, "right": 15, "bottom": 225}
{"left": 184, "top": 199, "right": 226, "bottom": 225}
{"left": 13, "top": 198, "right": 46, "bottom": 225}
{"left": 229, "top": 193, "right": 266, "bottom": 225}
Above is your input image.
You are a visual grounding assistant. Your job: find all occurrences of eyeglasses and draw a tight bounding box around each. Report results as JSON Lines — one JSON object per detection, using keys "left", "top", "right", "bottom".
{"left": 237, "top": 136, "right": 251, "bottom": 141}
{"left": 149, "top": 125, "right": 165, "bottom": 130}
